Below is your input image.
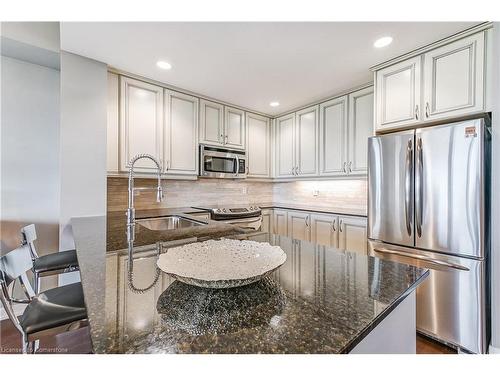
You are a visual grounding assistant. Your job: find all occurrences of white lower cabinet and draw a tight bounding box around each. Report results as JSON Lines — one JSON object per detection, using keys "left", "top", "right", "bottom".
{"left": 338, "top": 216, "right": 368, "bottom": 254}
{"left": 310, "top": 213, "right": 338, "bottom": 247}
{"left": 272, "top": 209, "right": 288, "bottom": 236}
{"left": 287, "top": 210, "right": 311, "bottom": 242}
{"left": 269, "top": 208, "right": 367, "bottom": 254}
{"left": 261, "top": 208, "right": 272, "bottom": 233}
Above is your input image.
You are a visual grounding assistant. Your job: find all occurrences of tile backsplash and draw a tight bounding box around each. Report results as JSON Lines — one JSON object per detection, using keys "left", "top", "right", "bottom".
{"left": 107, "top": 177, "right": 367, "bottom": 214}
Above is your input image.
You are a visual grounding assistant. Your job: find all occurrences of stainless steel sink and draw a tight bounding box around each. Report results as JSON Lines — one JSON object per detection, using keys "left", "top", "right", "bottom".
{"left": 136, "top": 216, "right": 206, "bottom": 231}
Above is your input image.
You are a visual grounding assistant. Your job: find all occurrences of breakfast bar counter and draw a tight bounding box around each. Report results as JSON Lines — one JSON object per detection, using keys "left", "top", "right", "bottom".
{"left": 72, "top": 215, "right": 428, "bottom": 354}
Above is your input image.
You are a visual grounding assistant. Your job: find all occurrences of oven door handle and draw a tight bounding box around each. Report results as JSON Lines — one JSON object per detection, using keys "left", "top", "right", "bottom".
{"left": 373, "top": 248, "right": 469, "bottom": 271}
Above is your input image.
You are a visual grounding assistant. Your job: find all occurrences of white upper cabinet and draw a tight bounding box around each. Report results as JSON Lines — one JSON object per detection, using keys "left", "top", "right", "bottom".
{"left": 107, "top": 72, "right": 119, "bottom": 173}
{"left": 224, "top": 106, "right": 246, "bottom": 149}
{"left": 164, "top": 90, "right": 199, "bottom": 175}
{"left": 246, "top": 113, "right": 271, "bottom": 178}
{"left": 375, "top": 56, "right": 421, "bottom": 131}
{"left": 275, "top": 113, "right": 296, "bottom": 177}
{"left": 199, "top": 99, "right": 224, "bottom": 146}
{"left": 295, "top": 106, "right": 319, "bottom": 176}
{"left": 423, "top": 32, "right": 485, "bottom": 121}
{"left": 119, "top": 76, "right": 163, "bottom": 173}
{"left": 348, "top": 87, "right": 374, "bottom": 174}
{"left": 374, "top": 30, "right": 489, "bottom": 132}
{"left": 199, "top": 100, "right": 246, "bottom": 149}
{"left": 319, "top": 96, "right": 348, "bottom": 176}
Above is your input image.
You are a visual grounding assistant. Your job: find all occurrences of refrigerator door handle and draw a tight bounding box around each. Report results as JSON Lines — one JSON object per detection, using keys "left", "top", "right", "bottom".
{"left": 373, "top": 248, "right": 470, "bottom": 271}
{"left": 416, "top": 137, "right": 423, "bottom": 238}
{"left": 405, "top": 139, "right": 413, "bottom": 236}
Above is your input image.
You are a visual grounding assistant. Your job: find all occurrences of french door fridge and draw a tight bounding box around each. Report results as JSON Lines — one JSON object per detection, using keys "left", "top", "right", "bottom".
{"left": 367, "top": 118, "right": 490, "bottom": 353}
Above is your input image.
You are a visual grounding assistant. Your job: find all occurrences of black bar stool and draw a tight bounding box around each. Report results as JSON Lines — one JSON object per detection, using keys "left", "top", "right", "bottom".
{"left": 21, "top": 224, "right": 79, "bottom": 294}
{"left": 0, "top": 244, "right": 88, "bottom": 353}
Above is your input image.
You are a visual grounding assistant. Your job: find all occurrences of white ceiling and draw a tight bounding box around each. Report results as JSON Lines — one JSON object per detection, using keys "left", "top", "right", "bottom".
{"left": 61, "top": 22, "right": 478, "bottom": 116}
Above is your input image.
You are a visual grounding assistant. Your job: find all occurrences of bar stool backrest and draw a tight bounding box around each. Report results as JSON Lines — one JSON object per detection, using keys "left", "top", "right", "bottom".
{"left": 0, "top": 245, "right": 36, "bottom": 332}
{"left": 21, "top": 224, "right": 39, "bottom": 259}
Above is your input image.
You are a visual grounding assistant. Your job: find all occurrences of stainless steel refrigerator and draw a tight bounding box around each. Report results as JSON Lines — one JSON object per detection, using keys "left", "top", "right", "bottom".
{"left": 367, "top": 117, "right": 490, "bottom": 353}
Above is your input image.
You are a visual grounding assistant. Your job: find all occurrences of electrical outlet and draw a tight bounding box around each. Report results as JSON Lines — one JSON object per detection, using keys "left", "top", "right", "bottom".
{"left": 242, "top": 187, "right": 248, "bottom": 194}
{"left": 313, "top": 190, "right": 319, "bottom": 197}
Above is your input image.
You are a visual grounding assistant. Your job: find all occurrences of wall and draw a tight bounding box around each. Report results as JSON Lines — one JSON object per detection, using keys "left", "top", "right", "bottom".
{"left": 59, "top": 51, "right": 107, "bottom": 284}
{"left": 107, "top": 177, "right": 367, "bottom": 215}
{"left": 0, "top": 56, "right": 60, "bottom": 291}
{"left": 489, "top": 22, "right": 500, "bottom": 354}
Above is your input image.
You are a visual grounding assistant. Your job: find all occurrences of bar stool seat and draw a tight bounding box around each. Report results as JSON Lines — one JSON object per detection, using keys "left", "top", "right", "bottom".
{"left": 20, "top": 282, "right": 87, "bottom": 335}
{"left": 32, "top": 250, "right": 78, "bottom": 274}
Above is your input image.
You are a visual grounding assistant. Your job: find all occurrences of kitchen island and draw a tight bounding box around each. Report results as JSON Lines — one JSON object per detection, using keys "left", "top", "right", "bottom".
{"left": 72, "top": 214, "right": 428, "bottom": 354}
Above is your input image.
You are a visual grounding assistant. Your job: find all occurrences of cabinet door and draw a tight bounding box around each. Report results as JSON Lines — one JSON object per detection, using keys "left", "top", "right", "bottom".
{"left": 348, "top": 86, "right": 374, "bottom": 175}
{"left": 107, "top": 72, "right": 119, "bottom": 173}
{"left": 224, "top": 106, "right": 245, "bottom": 149}
{"left": 310, "top": 213, "right": 338, "bottom": 247}
{"left": 273, "top": 209, "right": 288, "bottom": 236}
{"left": 261, "top": 209, "right": 273, "bottom": 233}
{"left": 275, "top": 114, "right": 296, "bottom": 177}
{"left": 287, "top": 211, "right": 311, "bottom": 241}
{"left": 295, "top": 105, "right": 319, "bottom": 176}
{"left": 164, "top": 90, "right": 199, "bottom": 175}
{"left": 375, "top": 56, "right": 421, "bottom": 131}
{"left": 120, "top": 77, "right": 163, "bottom": 173}
{"left": 423, "top": 32, "right": 485, "bottom": 121}
{"left": 319, "top": 96, "right": 348, "bottom": 176}
{"left": 199, "top": 99, "right": 224, "bottom": 146}
{"left": 246, "top": 113, "right": 271, "bottom": 177}
{"left": 338, "top": 216, "right": 367, "bottom": 255}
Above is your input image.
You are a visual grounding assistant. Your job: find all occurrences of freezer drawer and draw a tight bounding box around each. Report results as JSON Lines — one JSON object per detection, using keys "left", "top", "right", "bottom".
{"left": 415, "top": 119, "right": 487, "bottom": 258}
{"left": 368, "top": 130, "right": 414, "bottom": 247}
{"left": 368, "top": 240, "right": 488, "bottom": 353}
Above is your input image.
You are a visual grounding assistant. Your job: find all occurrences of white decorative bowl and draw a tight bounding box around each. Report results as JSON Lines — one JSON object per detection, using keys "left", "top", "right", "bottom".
{"left": 156, "top": 238, "right": 287, "bottom": 288}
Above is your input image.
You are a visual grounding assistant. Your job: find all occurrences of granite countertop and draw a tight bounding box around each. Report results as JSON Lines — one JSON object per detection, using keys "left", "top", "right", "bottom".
{"left": 72, "top": 216, "right": 428, "bottom": 354}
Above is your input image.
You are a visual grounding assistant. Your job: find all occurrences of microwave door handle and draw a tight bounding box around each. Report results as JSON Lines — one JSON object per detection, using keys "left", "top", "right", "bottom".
{"left": 373, "top": 248, "right": 469, "bottom": 271}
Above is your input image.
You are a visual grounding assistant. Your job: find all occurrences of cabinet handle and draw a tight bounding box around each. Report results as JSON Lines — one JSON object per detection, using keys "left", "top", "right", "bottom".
{"left": 348, "top": 161, "right": 352, "bottom": 173}
{"left": 304, "top": 216, "right": 308, "bottom": 227}
{"left": 342, "top": 162, "right": 347, "bottom": 173}
{"left": 415, "top": 105, "right": 419, "bottom": 120}
{"left": 295, "top": 166, "right": 299, "bottom": 175}
{"left": 332, "top": 219, "right": 336, "bottom": 232}
{"left": 425, "top": 102, "right": 430, "bottom": 118}
{"left": 339, "top": 219, "right": 343, "bottom": 232}
{"left": 220, "top": 133, "right": 224, "bottom": 142}
{"left": 225, "top": 135, "right": 228, "bottom": 144}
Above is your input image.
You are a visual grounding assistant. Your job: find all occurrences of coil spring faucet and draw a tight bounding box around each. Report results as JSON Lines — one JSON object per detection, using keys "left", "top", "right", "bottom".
{"left": 126, "top": 154, "right": 163, "bottom": 242}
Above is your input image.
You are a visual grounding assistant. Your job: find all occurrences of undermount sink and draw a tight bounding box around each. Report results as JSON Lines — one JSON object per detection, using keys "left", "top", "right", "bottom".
{"left": 136, "top": 215, "right": 206, "bottom": 231}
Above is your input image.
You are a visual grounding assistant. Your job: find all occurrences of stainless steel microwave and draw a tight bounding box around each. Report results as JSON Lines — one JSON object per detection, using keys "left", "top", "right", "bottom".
{"left": 199, "top": 145, "right": 247, "bottom": 179}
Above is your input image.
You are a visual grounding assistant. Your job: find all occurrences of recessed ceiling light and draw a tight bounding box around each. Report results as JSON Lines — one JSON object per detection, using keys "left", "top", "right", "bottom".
{"left": 156, "top": 60, "right": 172, "bottom": 70}
{"left": 270, "top": 101, "right": 280, "bottom": 107}
{"left": 374, "top": 36, "right": 393, "bottom": 48}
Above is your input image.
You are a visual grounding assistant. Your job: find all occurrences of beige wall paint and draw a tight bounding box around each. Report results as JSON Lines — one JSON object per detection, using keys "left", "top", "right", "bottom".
{"left": 107, "top": 177, "right": 367, "bottom": 215}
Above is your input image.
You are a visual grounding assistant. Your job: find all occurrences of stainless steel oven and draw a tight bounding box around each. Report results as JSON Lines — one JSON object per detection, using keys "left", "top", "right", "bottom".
{"left": 199, "top": 145, "right": 247, "bottom": 179}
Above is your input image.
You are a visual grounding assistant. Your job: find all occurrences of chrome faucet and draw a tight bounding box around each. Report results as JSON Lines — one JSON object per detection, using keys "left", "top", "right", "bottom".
{"left": 126, "top": 154, "right": 163, "bottom": 243}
